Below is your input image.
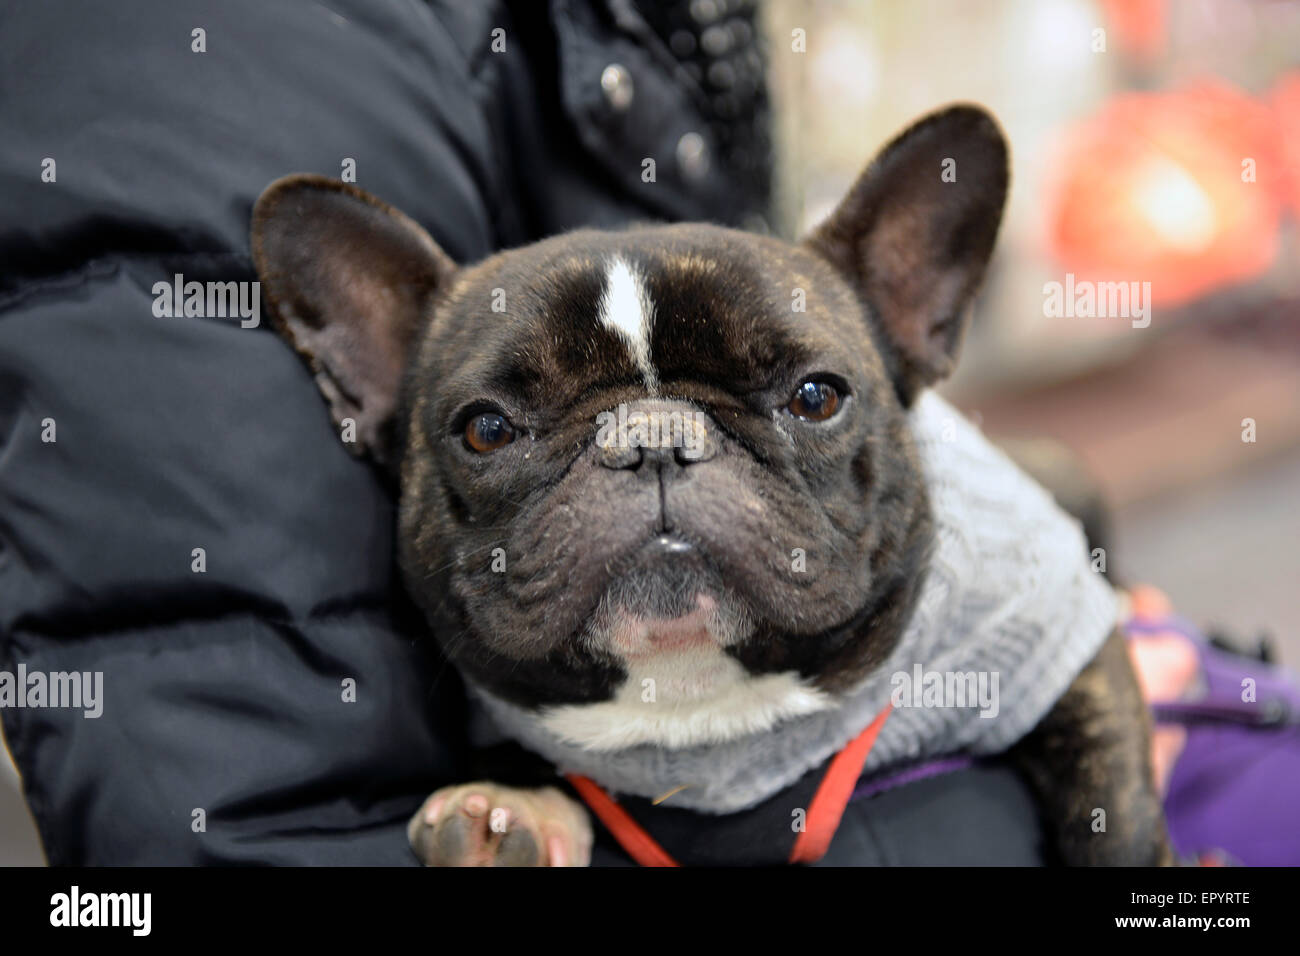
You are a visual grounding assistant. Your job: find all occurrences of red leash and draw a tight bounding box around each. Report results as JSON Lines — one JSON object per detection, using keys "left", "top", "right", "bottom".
{"left": 566, "top": 775, "right": 681, "bottom": 867}
{"left": 567, "top": 704, "right": 893, "bottom": 867}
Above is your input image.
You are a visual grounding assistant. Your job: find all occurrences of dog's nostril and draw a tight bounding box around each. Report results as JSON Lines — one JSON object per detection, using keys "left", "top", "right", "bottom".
{"left": 674, "top": 443, "right": 708, "bottom": 466}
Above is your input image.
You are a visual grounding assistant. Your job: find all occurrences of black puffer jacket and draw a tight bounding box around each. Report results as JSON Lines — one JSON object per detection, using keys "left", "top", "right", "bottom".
{"left": 0, "top": 0, "right": 1045, "bottom": 865}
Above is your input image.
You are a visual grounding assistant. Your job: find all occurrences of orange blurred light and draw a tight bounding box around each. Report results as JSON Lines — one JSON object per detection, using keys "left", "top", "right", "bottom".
{"left": 1099, "top": 0, "right": 1168, "bottom": 61}
{"left": 1271, "top": 71, "right": 1300, "bottom": 217}
{"left": 1046, "top": 81, "right": 1284, "bottom": 307}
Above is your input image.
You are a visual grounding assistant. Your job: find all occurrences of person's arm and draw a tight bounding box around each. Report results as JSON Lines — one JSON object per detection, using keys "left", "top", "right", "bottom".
{"left": 0, "top": 0, "right": 490, "bottom": 864}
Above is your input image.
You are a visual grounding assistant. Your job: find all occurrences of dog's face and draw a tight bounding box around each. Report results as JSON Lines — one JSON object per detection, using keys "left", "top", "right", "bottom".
{"left": 252, "top": 106, "right": 1008, "bottom": 747}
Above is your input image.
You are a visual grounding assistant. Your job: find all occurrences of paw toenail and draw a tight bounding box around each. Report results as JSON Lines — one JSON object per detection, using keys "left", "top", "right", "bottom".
{"left": 548, "top": 835, "right": 568, "bottom": 867}
{"left": 424, "top": 797, "right": 447, "bottom": 825}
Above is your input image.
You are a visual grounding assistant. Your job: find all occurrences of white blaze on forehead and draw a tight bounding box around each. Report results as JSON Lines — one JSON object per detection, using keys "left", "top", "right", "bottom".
{"left": 598, "top": 256, "right": 658, "bottom": 390}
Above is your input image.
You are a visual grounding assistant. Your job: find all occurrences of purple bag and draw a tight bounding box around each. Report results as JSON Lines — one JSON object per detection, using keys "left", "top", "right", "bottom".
{"left": 1127, "top": 614, "right": 1300, "bottom": 866}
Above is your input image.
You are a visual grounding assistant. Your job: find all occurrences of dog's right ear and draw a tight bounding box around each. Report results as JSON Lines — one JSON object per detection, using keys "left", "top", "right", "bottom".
{"left": 251, "top": 174, "right": 456, "bottom": 466}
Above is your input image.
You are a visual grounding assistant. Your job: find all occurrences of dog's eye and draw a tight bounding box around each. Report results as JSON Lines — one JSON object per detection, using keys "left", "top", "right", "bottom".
{"left": 464, "top": 412, "right": 515, "bottom": 453}
{"left": 786, "top": 381, "right": 842, "bottom": 422}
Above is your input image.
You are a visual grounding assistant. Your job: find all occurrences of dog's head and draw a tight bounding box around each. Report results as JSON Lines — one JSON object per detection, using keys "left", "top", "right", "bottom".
{"left": 252, "top": 106, "right": 1008, "bottom": 747}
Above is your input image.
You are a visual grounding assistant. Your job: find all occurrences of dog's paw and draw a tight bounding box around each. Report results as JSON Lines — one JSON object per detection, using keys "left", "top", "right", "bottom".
{"left": 408, "top": 781, "right": 593, "bottom": 867}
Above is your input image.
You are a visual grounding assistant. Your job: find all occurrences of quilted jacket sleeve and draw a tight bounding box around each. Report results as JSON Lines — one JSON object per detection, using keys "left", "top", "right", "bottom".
{"left": 0, "top": 0, "right": 496, "bottom": 865}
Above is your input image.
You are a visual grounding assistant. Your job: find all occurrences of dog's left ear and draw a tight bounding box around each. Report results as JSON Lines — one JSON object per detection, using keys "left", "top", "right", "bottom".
{"left": 803, "top": 105, "right": 1009, "bottom": 404}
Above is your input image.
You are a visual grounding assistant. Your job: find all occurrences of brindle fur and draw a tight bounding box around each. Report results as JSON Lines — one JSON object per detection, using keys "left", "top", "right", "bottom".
{"left": 1011, "top": 628, "right": 1173, "bottom": 865}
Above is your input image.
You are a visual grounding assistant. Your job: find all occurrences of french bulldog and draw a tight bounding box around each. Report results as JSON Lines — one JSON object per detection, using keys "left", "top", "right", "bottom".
{"left": 250, "top": 105, "right": 1171, "bottom": 867}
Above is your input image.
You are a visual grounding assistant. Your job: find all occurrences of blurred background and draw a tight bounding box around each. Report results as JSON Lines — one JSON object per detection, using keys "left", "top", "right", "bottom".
{"left": 765, "top": 0, "right": 1299, "bottom": 666}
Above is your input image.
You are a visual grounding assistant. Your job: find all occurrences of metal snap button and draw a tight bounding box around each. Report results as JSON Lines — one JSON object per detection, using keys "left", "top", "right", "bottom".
{"left": 600, "top": 63, "right": 634, "bottom": 112}
{"left": 676, "top": 132, "right": 710, "bottom": 180}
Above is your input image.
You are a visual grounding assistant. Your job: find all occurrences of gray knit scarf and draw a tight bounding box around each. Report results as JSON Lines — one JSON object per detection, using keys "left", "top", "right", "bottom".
{"left": 470, "top": 391, "right": 1117, "bottom": 814}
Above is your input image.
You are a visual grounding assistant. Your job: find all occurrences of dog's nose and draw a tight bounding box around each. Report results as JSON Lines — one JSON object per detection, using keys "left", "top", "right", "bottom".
{"left": 596, "top": 402, "right": 718, "bottom": 470}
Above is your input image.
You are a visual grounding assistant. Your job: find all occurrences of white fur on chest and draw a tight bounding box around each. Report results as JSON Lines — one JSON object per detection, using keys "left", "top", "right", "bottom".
{"left": 537, "top": 644, "right": 832, "bottom": 751}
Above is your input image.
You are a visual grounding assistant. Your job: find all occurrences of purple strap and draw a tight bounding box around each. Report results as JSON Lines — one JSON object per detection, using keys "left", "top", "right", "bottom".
{"left": 851, "top": 754, "right": 975, "bottom": 802}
